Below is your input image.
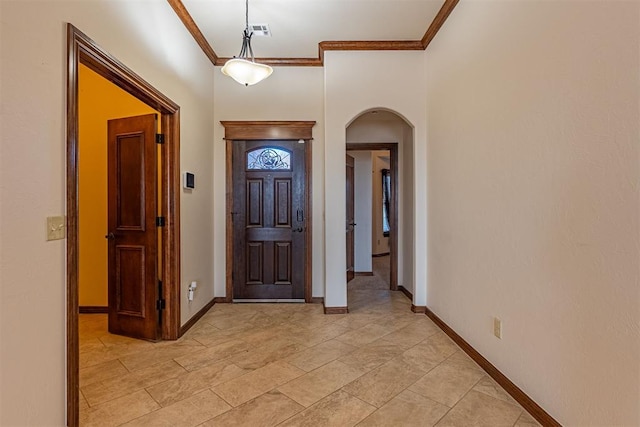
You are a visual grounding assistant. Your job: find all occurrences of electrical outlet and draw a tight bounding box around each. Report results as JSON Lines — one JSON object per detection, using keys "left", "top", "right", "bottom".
{"left": 493, "top": 317, "right": 502, "bottom": 339}
{"left": 187, "top": 281, "right": 197, "bottom": 302}
{"left": 47, "top": 216, "right": 66, "bottom": 241}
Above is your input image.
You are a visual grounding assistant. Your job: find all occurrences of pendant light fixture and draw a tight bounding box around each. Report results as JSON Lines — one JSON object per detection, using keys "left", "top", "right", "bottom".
{"left": 221, "top": 0, "right": 273, "bottom": 86}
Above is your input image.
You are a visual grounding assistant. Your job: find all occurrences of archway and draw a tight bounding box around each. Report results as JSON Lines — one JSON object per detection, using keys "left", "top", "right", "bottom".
{"left": 344, "top": 108, "right": 417, "bottom": 311}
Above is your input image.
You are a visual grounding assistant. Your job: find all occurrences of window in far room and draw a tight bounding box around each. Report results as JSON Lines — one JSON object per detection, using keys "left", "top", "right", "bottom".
{"left": 382, "top": 169, "right": 391, "bottom": 237}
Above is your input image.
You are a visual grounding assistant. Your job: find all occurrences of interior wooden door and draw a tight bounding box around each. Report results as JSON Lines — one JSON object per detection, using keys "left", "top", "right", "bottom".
{"left": 107, "top": 113, "right": 159, "bottom": 341}
{"left": 232, "top": 140, "right": 306, "bottom": 299}
{"left": 346, "top": 153, "right": 355, "bottom": 282}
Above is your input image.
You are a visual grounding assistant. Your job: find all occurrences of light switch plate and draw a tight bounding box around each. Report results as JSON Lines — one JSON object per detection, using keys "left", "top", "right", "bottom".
{"left": 47, "top": 216, "right": 66, "bottom": 241}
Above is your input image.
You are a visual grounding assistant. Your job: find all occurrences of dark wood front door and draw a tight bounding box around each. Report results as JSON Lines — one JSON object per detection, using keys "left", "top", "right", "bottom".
{"left": 107, "top": 114, "right": 159, "bottom": 340}
{"left": 232, "top": 140, "right": 306, "bottom": 299}
{"left": 346, "top": 154, "right": 355, "bottom": 282}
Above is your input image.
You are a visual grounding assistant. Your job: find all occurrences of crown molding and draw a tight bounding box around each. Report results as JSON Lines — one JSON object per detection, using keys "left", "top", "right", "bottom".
{"left": 317, "top": 40, "right": 424, "bottom": 64}
{"left": 421, "top": 0, "right": 460, "bottom": 49}
{"left": 167, "top": 0, "right": 219, "bottom": 65}
{"left": 168, "top": 0, "right": 459, "bottom": 67}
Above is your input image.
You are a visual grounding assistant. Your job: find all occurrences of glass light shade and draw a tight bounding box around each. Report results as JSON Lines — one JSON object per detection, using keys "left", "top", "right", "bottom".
{"left": 221, "top": 58, "right": 273, "bottom": 86}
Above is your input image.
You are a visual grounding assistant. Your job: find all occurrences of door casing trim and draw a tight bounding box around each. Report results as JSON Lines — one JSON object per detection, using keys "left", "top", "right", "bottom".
{"left": 66, "top": 24, "right": 181, "bottom": 426}
{"left": 346, "top": 143, "right": 398, "bottom": 291}
{"left": 222, "top": 121, "right": 315, "bottom": 303}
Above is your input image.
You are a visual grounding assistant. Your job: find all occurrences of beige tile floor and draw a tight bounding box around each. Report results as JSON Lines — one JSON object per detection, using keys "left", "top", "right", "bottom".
{"left": 79, "top": 260, "right": 540, "bottom": 426}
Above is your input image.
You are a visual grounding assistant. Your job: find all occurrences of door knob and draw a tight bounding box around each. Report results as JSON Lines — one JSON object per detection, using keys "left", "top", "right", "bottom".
{"left": 292, "top": 227, "right": 303, "bottom": 233}
{"left": 105, "top": 232, "right": 115, "bottom": 240}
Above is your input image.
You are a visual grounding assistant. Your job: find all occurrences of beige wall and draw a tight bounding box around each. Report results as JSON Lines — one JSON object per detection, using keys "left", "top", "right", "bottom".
{"left": 325, "top": 51, "right": 427, "bottom": 308}
{"left": 0, "top": 1, "right": 214, "bottom": 423}
{"left": 212, "top": 66, "right": 326, "bottom": 298}
{"left": 426, "top": 1, "right": 640, "bottom": 425}
{"left": 213, "top": 54, "right": 426, "bottom": 304}
{"left": 400, "top": 124, "right": 415, "bottom": 294}
{"left": 78, "top": 64, "right": 160, "bottom": 307}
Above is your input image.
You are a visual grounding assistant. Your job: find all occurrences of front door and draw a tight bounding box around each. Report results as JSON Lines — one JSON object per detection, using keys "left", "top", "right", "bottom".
{"left": 346, "top": 154, "right": 355, "bottom": 282}
{"left": 106, "top": 114, "right": 159, "bottom": 340}
{"left": 232, "top": 140, "right": 306, "bottom": 299}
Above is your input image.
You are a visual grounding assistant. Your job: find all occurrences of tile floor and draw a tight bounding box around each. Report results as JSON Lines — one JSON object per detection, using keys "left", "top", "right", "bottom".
{"left": 79, "top": 259, "right": 540, "bottom": 426}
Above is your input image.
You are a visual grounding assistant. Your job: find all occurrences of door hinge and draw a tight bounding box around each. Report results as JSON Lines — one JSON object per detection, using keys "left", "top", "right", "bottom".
{"left": 156, "top": 133, "right": 165, "bottom": 144}
{"left": 157, "top": 280, "right": 164, "bottom": 310}
{"left": 156, "top": 216, "right": 165, "bottom": 227}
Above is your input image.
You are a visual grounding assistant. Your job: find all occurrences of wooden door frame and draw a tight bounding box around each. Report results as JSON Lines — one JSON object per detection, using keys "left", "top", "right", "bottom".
{"left": 66, "top": 24, "right": 181, "bottom": 427}
{"left": 222, "top": 121, "right": 315, "bottom": 303}
{"left": 346, "top": 143, "right": 398, "bottom": 291}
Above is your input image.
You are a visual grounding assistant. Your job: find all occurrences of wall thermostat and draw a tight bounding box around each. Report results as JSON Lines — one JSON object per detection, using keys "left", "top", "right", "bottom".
{"left": 183, "top": 172, "right": 195, "bottom": 189}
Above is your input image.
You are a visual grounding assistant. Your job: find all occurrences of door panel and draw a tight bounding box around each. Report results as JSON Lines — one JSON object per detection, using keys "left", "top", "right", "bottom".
{"left": 247, "top": 242, "right": 264, "bottom": 284}
{"left": 115, "top": 245, "right": 146, "bottom": 315}
{"left": 107, "top": 113, "right": 159, "bottom": 340}
{"left": 274, "top": 242, "right": 292, "bottom": 284}
{"left": 233, "top": 141, "right": 306, "bottom": 299}
{"left": 275, "top": 179, "right": 292, "bottom": 227}
{"left": 346, "top": 154, "right": 355, "bottom": 282}
{"left": 247, "top": 179, "right": 263, "bottom": 226}
{"left": 116, "top": 136, "right": 145, "bottom": 230}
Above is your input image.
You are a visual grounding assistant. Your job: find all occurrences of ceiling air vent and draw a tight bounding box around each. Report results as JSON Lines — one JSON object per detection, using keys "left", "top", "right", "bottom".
{"left": 249, "top": 23, "right": 271, "bottom": 37}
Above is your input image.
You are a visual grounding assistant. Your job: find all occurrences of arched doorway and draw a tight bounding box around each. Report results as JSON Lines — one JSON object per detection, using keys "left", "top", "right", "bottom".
{"left": 344, "top": 109, "right": 417, "bottom": 311}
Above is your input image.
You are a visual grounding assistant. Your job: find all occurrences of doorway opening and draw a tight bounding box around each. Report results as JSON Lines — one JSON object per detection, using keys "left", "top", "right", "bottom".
{"left": 66, "top": 24, "right": 181, "bottom": 426}
{"left": 346, "top": 145, "right": 398, "bottom": 297}
{"left": 345, "top": 109, "right": 415, "bottom": 312}
{"left": 78, "top": 64, "right": 162, "bottom": 324}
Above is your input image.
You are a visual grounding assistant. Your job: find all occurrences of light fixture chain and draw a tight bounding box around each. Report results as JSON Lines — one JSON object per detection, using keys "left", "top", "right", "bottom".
{"left": 239, "top": 0, "right": 254, "bottom": 61}
{"left": 245, "top": 0, "right": 249, "bottom": 31}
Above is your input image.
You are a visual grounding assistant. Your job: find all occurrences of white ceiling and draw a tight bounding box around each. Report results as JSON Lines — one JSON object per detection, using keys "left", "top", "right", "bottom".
{"left": 181, "top": 0, "right": 446, "bottom": 58}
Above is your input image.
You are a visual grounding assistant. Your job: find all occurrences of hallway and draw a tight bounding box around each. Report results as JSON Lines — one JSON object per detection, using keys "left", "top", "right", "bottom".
{"left": 79, "top": 279, "right": 540, "bottom": 426}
